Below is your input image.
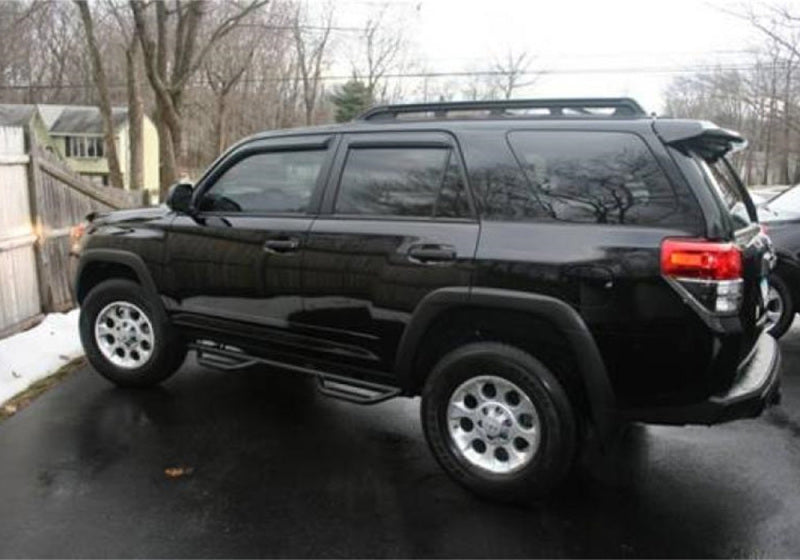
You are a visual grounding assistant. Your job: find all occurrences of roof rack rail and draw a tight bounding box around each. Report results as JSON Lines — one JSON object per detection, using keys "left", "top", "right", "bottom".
{"left": 356, "top": 97, "right": 648, "bottom": 121}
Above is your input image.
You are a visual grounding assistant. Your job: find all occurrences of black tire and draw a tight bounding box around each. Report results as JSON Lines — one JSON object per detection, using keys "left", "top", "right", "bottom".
{"left": 421, "top": 342, "right": 577, "bottom": 503}
{"left": 766, "top": 274, "right": 794, "bottom": 339}
{"left": 79, "top": 279, "right": 187, "bottom": 387}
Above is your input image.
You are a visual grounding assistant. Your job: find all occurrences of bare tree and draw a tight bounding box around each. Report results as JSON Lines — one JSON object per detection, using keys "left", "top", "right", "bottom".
{"left": 350, "top": 5, "right": 403, "bottom": 103}
{"left": 491, "top": 50, "right": 539, "bottom": 100}
{"left": 746, "top": 5, "right": 800, "bottom": 184}
{"left": 4, "top": 1, "right": 90, "bottom": 105}
{"left": 108, "top": 0, "right": 144, "bottom": 190}
{"left": 693, "top": 2, "right": 800, "bottom": 184}
{"left": 205, "top": 27, "right": 261, "bottom": 154}
{"left": 75, "top": 0, "right": 124, "bottom": 189}
{"left": 129, "top": 0, "right": 268, "bottom": 196}
{"left": 461, "top": 66, "right": 501, "bottom": 101}
{"left": 293, "top": 4, "right": 333, "bottom": 125}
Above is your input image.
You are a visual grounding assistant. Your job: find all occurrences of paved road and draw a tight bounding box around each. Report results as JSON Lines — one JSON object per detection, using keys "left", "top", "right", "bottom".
{"left": 1, "top": 331, "right": 799, "bottom": 558}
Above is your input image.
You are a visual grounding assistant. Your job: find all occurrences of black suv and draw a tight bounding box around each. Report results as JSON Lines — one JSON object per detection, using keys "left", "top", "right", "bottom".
{"left": 72, "top": 98, "right": 781, "bottom": 502}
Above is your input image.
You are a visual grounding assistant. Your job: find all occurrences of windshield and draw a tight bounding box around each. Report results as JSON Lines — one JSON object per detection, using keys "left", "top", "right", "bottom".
{"left": 766, "top": 185, "right": 800, "bottom": 214}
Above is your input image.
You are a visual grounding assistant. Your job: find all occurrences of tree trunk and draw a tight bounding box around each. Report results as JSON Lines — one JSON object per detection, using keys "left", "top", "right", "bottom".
{"left": 131, "top": 0, "right": 179, "bottom": 195}
{"left": 76, "top": 0, "right": 124, "bottom": 190}
{"left": 780, "top": 60, "right": 794, "bottom": 185}
{"left": 215, "top": 93, "right": 228, "bottom": 155}
{"left": 126, "top": 41, "right": 144, "bottom": 191}
{"left": 156, "top": 99, "right": 178, "bottom": 199}
{"left": 169, "top": 90, "right": 185, "bottom": 173}
{"left": 129, "top": 0, "right": 267, "bottom": 193}
{"left": 763, "top": 81, "right": 776, "bottom": 185}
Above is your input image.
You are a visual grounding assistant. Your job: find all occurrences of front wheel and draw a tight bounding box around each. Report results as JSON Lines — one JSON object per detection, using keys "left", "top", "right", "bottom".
{"left": 421, "top": 342, "right": 577, "bottom": 503}
{"left": 766, "top": 274, "right": 794, "bottom": 339}
{"left": 79, "top": 279, "right": 187, "bottom": 387}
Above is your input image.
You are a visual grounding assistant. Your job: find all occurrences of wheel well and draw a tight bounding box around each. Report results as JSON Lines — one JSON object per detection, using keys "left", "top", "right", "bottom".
{"left": 408, "top": 306, "right": 588, "bottom": 412}
{"left": 77, "top": 261, "right": 140, "bottom": 303}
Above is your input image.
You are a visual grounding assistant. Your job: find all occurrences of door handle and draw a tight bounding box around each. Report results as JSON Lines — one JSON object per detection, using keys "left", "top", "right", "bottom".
{"left": 263, "top": 238, "right": 300, "bottom": 253}
{"left": 408, "top": 244, "right": 457, "bottom": 264}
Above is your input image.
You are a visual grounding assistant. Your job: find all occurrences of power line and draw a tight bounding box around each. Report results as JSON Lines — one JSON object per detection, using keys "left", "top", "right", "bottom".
{"left": 239, "top": 23, "right": 365, "bottom": 32}
{"left": 0, "top": 62, "right": 787, "bottom": 91}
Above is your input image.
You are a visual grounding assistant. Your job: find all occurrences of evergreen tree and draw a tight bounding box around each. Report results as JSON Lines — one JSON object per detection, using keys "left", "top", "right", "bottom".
{"left": 330, "top": 79, "right": 373, "bottom": 122}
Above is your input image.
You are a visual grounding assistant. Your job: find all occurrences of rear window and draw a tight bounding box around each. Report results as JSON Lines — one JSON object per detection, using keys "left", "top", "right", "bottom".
{"left": 335, "top": 146, "right": 470, "bottom": 218}
{"left": 695, "top": 155, "right": 753, "bottom": 228}
{"left": 504, "top": 131, "right": 702, "bottom": 226}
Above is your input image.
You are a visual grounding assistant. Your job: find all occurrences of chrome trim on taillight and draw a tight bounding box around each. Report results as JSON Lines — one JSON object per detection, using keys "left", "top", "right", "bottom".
{"left": 663, "top": 276, "right": 742, "bottom": 333}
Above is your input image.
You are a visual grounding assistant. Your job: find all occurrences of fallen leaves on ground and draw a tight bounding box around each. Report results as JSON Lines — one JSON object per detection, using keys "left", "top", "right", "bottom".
{"left": 164, "top": 466, "right": 195, "bottom": 479}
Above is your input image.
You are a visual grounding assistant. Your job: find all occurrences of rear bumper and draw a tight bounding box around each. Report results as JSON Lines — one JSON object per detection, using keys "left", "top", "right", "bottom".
{"left": 622, "top": 332, "right": 782, "bottom": 425}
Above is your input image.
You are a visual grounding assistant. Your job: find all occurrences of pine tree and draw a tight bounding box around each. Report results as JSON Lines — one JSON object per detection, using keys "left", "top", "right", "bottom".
{"left": 330, "top": 79, "right": 373, "bottom": 122}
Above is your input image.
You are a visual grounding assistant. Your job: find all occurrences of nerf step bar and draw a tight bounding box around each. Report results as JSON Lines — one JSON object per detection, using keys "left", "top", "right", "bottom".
{"left": 190, "top": 341, "right": 401, "bottom": 405}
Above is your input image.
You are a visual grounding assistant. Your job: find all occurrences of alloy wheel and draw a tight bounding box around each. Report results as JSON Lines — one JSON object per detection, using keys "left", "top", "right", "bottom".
{"left": 94, "top": 301, "right": 155, "bottom": 369}
{"left": 766, "top": 285, "right": 785, "bottom": 331}
{"left": 447, "top": 375, "right": 541, "bottom": 475}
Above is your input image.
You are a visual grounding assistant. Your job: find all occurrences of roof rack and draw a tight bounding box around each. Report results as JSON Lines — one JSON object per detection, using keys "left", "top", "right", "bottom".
{"left": 356, "top": 98, "right": 648, "bottom": 122}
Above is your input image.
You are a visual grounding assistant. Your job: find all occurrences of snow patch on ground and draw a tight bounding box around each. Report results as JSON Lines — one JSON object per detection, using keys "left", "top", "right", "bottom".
{"left": 0, "top": 310, "right": 83, "bottom": 406}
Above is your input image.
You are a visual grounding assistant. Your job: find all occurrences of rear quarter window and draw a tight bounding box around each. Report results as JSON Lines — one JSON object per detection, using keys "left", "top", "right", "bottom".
{"left": 500, "top": 130, "right": 703, "bottom": 227}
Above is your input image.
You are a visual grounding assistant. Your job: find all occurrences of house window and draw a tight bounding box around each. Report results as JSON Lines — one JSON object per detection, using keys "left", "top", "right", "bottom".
{"left": 66, "top": 136, "right": 104, "bottom": 158}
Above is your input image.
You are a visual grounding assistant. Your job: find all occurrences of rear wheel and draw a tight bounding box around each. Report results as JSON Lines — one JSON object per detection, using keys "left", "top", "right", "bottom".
{"left": 421, "top": 342, "right": 577, "bottom": 503}
{"left": 80, "top": 279, "right": 187, "bottom": 387}
{"left": 766, "top": 274, "right": 794, "bottom": 339}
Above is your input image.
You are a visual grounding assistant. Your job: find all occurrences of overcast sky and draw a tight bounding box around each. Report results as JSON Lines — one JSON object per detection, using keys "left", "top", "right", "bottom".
{"left": 332, "top": 0, "right": 778, "bottom": 113}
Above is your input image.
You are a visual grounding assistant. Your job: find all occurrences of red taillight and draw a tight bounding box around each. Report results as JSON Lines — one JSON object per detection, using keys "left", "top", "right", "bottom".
{"left": 661, "top": 239, "right": 742, "bottom": 280}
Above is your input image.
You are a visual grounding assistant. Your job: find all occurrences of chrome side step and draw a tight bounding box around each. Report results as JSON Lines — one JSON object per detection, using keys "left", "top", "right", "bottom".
{"left": 316, "top": 376, "right": 400, "bottom": 405}
{"left": 194, "top": 341, "right": 258, "bottom": 371}
{"left": 189, "top": 341, "right": 401, "bottom": 405}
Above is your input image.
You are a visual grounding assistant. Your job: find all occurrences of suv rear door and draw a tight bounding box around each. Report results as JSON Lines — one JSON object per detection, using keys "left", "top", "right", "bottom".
{"left": 299, "top": 131, "right": 478, "bottom": 375}
{"left": 666, "top": 138, "right": 773, "bottom": 360}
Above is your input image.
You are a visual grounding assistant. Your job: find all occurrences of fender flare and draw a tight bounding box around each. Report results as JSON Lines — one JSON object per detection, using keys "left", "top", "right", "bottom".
{"left": 75, "top": 249, "right": 160, "bottom": 304}
{"left": 394, "top": 287, "right": 616, "bottom": 436}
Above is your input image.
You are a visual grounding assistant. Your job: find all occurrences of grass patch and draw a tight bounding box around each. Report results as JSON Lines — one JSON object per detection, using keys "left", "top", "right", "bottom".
{"left": 0, "top": 357, "right": 86, "bottom": 422}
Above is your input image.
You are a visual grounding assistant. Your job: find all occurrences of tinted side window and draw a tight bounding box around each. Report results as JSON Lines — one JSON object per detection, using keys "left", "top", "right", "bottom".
{"left": 335, "top": 147, "right": 469, "bottom": 218}
{"left": 461, "top": 130, "right": 547, "bottom": 220}
{"left": 506, "top": 131, "right": 702, "bottom": 226}
{"left": 199, "top": 150, "right": 326, "bottom": 213}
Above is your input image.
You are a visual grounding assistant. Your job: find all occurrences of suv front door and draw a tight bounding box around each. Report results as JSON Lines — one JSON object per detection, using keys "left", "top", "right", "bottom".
{"left": 299, "top": 131, "right": 479, "bottom": 376}
{"left": 165, "top": 135, "right": 335, "bottom": 342}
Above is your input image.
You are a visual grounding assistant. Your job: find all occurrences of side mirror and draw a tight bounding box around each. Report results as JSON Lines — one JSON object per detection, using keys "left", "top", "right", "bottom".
{"left": 166, "top": 182, "right": 194, "bottom": 214}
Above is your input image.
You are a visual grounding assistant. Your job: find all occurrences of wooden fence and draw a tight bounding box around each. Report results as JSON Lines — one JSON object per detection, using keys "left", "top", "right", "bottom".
{"left": 0, "top": 125, "right": 144, "bottom": 337}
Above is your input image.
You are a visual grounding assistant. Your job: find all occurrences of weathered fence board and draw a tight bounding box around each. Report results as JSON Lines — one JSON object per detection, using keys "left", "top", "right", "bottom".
{"left": 0, "top": 127, "right": 40, "bottom": 336}
{"left": 0, "top": 125, "right": 144, "bottom": 336}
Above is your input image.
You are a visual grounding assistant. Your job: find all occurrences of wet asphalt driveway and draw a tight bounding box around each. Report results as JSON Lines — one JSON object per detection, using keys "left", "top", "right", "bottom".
{"left": 1, "top": 332, "right": 800, "bottom": 558}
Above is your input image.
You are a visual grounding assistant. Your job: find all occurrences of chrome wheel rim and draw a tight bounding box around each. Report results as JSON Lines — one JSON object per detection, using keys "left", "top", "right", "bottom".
{"left": 766, "top": 286, "right": 784, "bottom": 330}
{"left": 447, "top": 375, "right": 541, "bottom": 475}
{"left": 94, "top": 301, "right": 155, "bottom": 369}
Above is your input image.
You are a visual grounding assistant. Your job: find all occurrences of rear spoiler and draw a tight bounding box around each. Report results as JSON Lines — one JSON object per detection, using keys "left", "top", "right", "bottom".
{"left": 653, "top": 120, "right": 747, "bottom": 160}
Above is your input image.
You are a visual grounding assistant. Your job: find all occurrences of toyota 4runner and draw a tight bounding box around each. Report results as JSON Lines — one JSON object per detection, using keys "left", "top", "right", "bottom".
{"left": 72, "top": 98, "right": 782, "bottom": 502}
